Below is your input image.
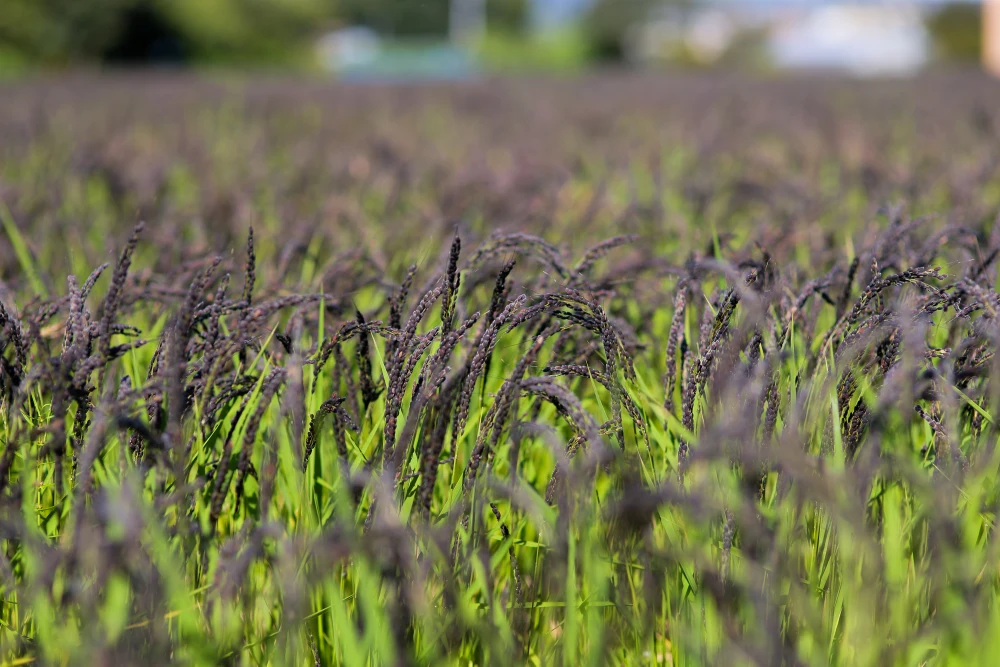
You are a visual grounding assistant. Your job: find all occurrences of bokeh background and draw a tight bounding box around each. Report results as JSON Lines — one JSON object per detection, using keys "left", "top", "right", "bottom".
{"left": 0, "top": 0, "right": 988, "bottom": 78}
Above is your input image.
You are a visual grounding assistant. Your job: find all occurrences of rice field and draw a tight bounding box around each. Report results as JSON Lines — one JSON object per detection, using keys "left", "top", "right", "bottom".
{"left": 1, "top": 71, "right": 1000, "bottom": 665}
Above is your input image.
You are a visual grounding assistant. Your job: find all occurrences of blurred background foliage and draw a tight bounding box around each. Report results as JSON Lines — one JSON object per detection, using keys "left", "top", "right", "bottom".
{"left": 582, "top": 0, "right": 670, "bottom": 61}
{"left": 487, "top": 0, "right": 531, "bottom": 36}
{"left": 337, "top": 0, "right": 451, "bottom": 39}
{"left": 336, "top": 0, "right": 527, "bottom": 37}
{"left": 0, "top": 0, "right": 989, "bottom": 73}
{"left": 0, "top": 0, "right": 330, "bottom": 66}
{"left": 926, "top": 3, "right": 982, "bottom": 62}
{"left": 0, "top": 0, "right": 532, "bottom": 66}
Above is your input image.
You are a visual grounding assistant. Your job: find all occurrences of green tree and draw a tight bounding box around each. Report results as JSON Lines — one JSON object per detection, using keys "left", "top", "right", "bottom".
{"left": 487, "top": 0, "right": 529, "bottom": 36}
{"left": 0, "top": 0, "right": 136, "bottom": 61}
{"left": 0, "top": 0, "right": 330, "bottom": 64}
{"left": 582, "top": 0, "right": 689, "bottom": 62}
{"left": 156, "top": 0, "right": 330, "bottom": 63}
{"left": 337, "top": 0, "right": 451, "bottom": 38}
{"left": 925, "top": 4, "right": 981, "bottom": 63}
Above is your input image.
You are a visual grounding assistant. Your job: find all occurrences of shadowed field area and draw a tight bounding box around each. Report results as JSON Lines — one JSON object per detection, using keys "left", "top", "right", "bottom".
{"left": 1, "top": 72, "right": 1000, "bottom": 665}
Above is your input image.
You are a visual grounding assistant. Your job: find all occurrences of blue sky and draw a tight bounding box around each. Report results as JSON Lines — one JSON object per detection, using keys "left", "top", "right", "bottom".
{"left": 534, "top": 0, "right": 592, "bottom": 27}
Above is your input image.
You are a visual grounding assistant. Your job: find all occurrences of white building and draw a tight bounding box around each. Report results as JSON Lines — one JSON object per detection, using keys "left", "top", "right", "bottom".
{"left": 770, "top": 6, "right": 929, "bottom": 76}
{"left": 316, "top": 27, "right": 380, "bottom": 72}
{"left": 624, "top": 3, "right": 933, "bottom": 77}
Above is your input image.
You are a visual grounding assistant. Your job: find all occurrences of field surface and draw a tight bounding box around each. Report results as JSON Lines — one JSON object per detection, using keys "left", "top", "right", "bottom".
{"left": 1, "top": 72, "right": 1000, "bottom": 665}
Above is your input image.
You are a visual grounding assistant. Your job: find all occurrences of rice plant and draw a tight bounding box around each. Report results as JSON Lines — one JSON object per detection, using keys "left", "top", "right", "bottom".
{"left": 0, "top": 73, "right": 999, "bottom": 665}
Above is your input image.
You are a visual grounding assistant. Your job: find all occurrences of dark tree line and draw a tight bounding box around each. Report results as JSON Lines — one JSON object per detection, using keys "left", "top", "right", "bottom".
{"left": 0, "top": 0, "right": 529, "bottom": 64}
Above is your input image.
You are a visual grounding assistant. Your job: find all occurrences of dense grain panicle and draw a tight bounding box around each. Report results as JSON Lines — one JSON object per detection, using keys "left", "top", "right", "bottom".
{"left": 96, "top": 221, "right": 144, "bottom": 389}
{"left": 303, "top": 396, "right": 349, "bottom": 469}
{"left": 382, "top": 279, "right": 446, "bottom": 466}
{"left": 242, "top": 226, "right": 256, "bottom": 309}
{"left": 387, "top": 264, "right": 418, "bottom": 361}
{"left": 573, "top": 234, "right": 639, "bottom": 280}
{"left": 487, "top": 259, "right": 516, "bottom": 326}
{"left": 664, "top": 281, "right": 688, "bottom": 413}
{"left": 355, "top": 308, "right": 380, "bottom": 411}
{"left": 452, "top": 295, "right": 526, "bottom": 444}
{"left": 441, "top": 233, "right": 462, "bottom": 335}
